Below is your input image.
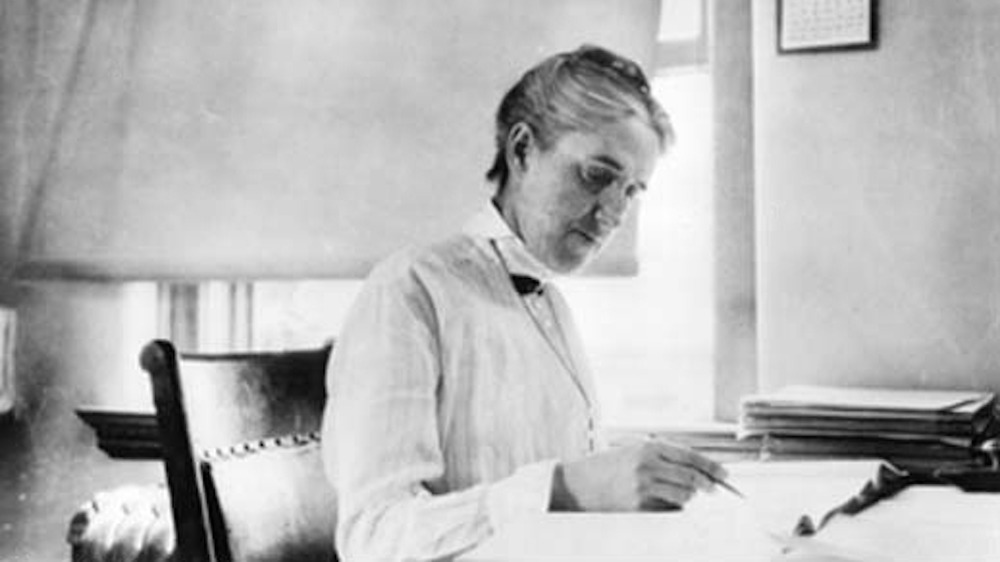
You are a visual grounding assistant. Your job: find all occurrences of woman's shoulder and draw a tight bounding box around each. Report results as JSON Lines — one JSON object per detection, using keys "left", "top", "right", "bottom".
{"left": 366, "top": 232, "right": 490, "bottom": 291}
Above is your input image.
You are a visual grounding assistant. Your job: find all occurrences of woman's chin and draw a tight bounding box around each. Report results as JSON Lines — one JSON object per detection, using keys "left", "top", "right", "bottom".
{"left": 552, "top": 245, "right": 599, "bottom": 273}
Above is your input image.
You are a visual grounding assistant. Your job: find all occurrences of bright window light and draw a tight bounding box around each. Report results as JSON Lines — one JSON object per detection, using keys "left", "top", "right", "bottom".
{"left": 560, "top": 70, "right": 714, "bottom": 427}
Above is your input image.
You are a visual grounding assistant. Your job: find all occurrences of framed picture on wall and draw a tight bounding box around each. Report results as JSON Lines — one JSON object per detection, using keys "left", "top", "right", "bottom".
{"left": 778, "top": 0, "right": 878, "bottom": 53}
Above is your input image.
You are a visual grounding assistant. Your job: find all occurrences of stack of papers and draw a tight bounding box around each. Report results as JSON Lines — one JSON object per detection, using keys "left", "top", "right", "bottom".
{"left": 739, "top": 385, "right": 999, "bottom": 470}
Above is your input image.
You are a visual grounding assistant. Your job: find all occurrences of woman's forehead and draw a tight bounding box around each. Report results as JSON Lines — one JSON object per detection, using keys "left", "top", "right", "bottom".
{"left": 555, "top": 119, "right": 661, "bottom": 174}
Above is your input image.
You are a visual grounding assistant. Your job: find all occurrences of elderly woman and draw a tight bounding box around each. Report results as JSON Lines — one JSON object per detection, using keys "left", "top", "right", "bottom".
{"left": 322, "top": 44, "right": 726, "bottom": 562}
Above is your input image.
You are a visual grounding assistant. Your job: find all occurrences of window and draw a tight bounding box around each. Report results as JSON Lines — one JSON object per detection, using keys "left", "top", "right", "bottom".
{"left": 153, "top": 280, "right": 362, "bottom": 353}
{"left": 251, "top": 280, "right": 362, "bottom": 350}
{"left": 560, "top": 0, "right": 713, "bottom": 425}
{"left": 557, "top": 0, "right": 714, "bottom": 426}
{"left": 0, "top": 306, "right": 15, "bottom": 416}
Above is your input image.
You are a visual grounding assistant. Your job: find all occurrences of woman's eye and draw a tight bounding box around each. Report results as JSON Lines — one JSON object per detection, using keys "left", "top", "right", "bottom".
{"left": 579, "top": 164, "right": 618, "bottom": 193}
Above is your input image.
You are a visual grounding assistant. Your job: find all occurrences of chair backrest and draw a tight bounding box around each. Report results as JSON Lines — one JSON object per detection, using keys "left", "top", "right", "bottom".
{"left": 140, "top": 339, "right": 336, "bottom": 562}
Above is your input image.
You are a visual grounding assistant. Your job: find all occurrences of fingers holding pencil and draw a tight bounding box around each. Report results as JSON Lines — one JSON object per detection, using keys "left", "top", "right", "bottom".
{"left": 551, "top": 438, "right": 735, "bottom": 512}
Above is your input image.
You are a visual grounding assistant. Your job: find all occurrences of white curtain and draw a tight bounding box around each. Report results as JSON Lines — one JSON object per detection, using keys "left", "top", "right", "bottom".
{"left": 2, "top": 0, "right": 659, "bottom": 281}
{"left": 1, "top": 0, "right": 136, "bottom": 283}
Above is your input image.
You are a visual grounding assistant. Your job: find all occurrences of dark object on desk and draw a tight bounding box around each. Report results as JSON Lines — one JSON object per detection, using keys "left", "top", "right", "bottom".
{"left": 794, "top": 462, "right": 918, "bottom": 537}
{"left": 793, "top": 458, "right": 1000, "bottom": 541}
{"left": 140, "top": 339, "right": 336, "bottom": 562}
{"left": 75, "top": 407, "right": 160, "bottom": 459}
{"left": 935, "top": 467, "right": 1000, "bottom": 492}
{"left": 933, "top": 437, "right": 1000, "bottom": 491}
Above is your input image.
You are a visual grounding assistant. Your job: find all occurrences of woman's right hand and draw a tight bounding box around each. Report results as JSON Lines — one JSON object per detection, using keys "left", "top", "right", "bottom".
{"left": 550, "top": 439, "right": 727, "bottom": 511}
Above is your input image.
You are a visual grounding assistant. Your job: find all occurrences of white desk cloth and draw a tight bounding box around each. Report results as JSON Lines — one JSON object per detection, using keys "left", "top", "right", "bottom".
{"left": 461, "top": 460, "right": 1000, "bottom": 562}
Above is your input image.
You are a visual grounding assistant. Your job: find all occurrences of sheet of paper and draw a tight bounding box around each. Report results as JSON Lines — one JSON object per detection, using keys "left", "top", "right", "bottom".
{"left": 745, "top": 385, "right": 991, "bottom": 413}
{"left": 699, "top": 460, "right": 884, "bottom": 539}
{"left": 462, "top": 461, "right": 888, "bottom": 562}
{"left": 463, "top": 513, "right": 769, "bottom": 561}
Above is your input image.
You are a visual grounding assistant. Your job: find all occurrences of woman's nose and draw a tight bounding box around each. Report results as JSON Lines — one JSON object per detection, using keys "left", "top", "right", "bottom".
{"left": 595, "top": 185, "right": 630, "bottom": 229}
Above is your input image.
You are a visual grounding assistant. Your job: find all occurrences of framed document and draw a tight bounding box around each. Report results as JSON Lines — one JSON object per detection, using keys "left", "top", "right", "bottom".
{"left": 778, "top": 0, "right": 877, "bottom": 53}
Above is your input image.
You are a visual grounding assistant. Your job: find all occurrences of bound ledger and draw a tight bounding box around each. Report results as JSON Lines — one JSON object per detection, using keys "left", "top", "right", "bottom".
{"left": 739, "top": 385, "right": 999, "bottom": 470}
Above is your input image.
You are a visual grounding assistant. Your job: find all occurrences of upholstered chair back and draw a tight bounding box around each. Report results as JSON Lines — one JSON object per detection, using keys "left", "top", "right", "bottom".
{"left": 140, "top": 340, "right": 336, "bottom": 562}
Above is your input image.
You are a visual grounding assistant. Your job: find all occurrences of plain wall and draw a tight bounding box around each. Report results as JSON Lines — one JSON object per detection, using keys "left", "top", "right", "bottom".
{"left": 754, "top": 1, "right": 1000, "bottom": 392}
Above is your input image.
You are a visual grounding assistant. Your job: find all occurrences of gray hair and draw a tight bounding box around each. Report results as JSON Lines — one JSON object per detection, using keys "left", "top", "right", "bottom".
{"left": 485, "top": 44, "right": 674, "bottom": 190}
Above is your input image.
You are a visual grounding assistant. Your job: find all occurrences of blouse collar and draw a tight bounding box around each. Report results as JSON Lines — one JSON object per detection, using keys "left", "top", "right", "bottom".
{"left": 462, "top": 200, "right": 555, "bottom": 283}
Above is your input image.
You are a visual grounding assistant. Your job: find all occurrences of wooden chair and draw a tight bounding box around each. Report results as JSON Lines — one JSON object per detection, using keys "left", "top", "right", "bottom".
{"left": 139, "top": 339, "right": 337, "bottom": 562}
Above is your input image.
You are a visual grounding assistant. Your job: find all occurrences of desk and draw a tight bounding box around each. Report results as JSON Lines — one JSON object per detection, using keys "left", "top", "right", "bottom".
{"left": 460, "top": 461, "right": 1000, "bottom": 562}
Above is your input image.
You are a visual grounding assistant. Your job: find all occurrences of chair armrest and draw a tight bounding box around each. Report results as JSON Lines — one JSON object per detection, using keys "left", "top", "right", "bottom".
{"left": 67, "top": 483, "right": 175, "bottom": 562}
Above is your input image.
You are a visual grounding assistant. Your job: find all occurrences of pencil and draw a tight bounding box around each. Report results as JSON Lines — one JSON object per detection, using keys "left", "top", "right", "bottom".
{"left": 695, "top": 467, "right": 745, "bottom": 499}
{"left": 712, "top": 476, "right": 745, "bottom": 499}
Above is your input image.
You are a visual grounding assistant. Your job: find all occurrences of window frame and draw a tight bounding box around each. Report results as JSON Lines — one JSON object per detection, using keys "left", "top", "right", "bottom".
{"left": 656, "top": 0, "right": 757, "bottom": 422}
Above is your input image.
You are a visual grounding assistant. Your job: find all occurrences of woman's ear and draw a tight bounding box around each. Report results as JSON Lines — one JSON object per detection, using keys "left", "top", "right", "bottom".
{"left": 504, "top": 122, "right": 535, "bottom": 179}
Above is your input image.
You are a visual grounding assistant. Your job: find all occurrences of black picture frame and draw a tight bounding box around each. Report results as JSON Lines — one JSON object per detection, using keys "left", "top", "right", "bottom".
{"left": 778, "top": 0, "right": 878, "bottom": 54}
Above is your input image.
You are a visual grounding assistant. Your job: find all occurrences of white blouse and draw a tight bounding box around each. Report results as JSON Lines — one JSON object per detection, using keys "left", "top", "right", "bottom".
{"left": 322, "top": 204, "right": 602, "bottom": 561}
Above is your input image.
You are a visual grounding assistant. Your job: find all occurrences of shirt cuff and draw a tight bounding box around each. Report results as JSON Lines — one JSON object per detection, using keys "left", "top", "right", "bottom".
{"left": 485, "top": 459, "right": 559, "bottom": 531}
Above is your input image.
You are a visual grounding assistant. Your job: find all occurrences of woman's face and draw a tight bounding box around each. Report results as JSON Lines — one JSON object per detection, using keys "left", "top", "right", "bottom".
{"left": 500, "top": 116, "right": 661, "bottom": 273}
